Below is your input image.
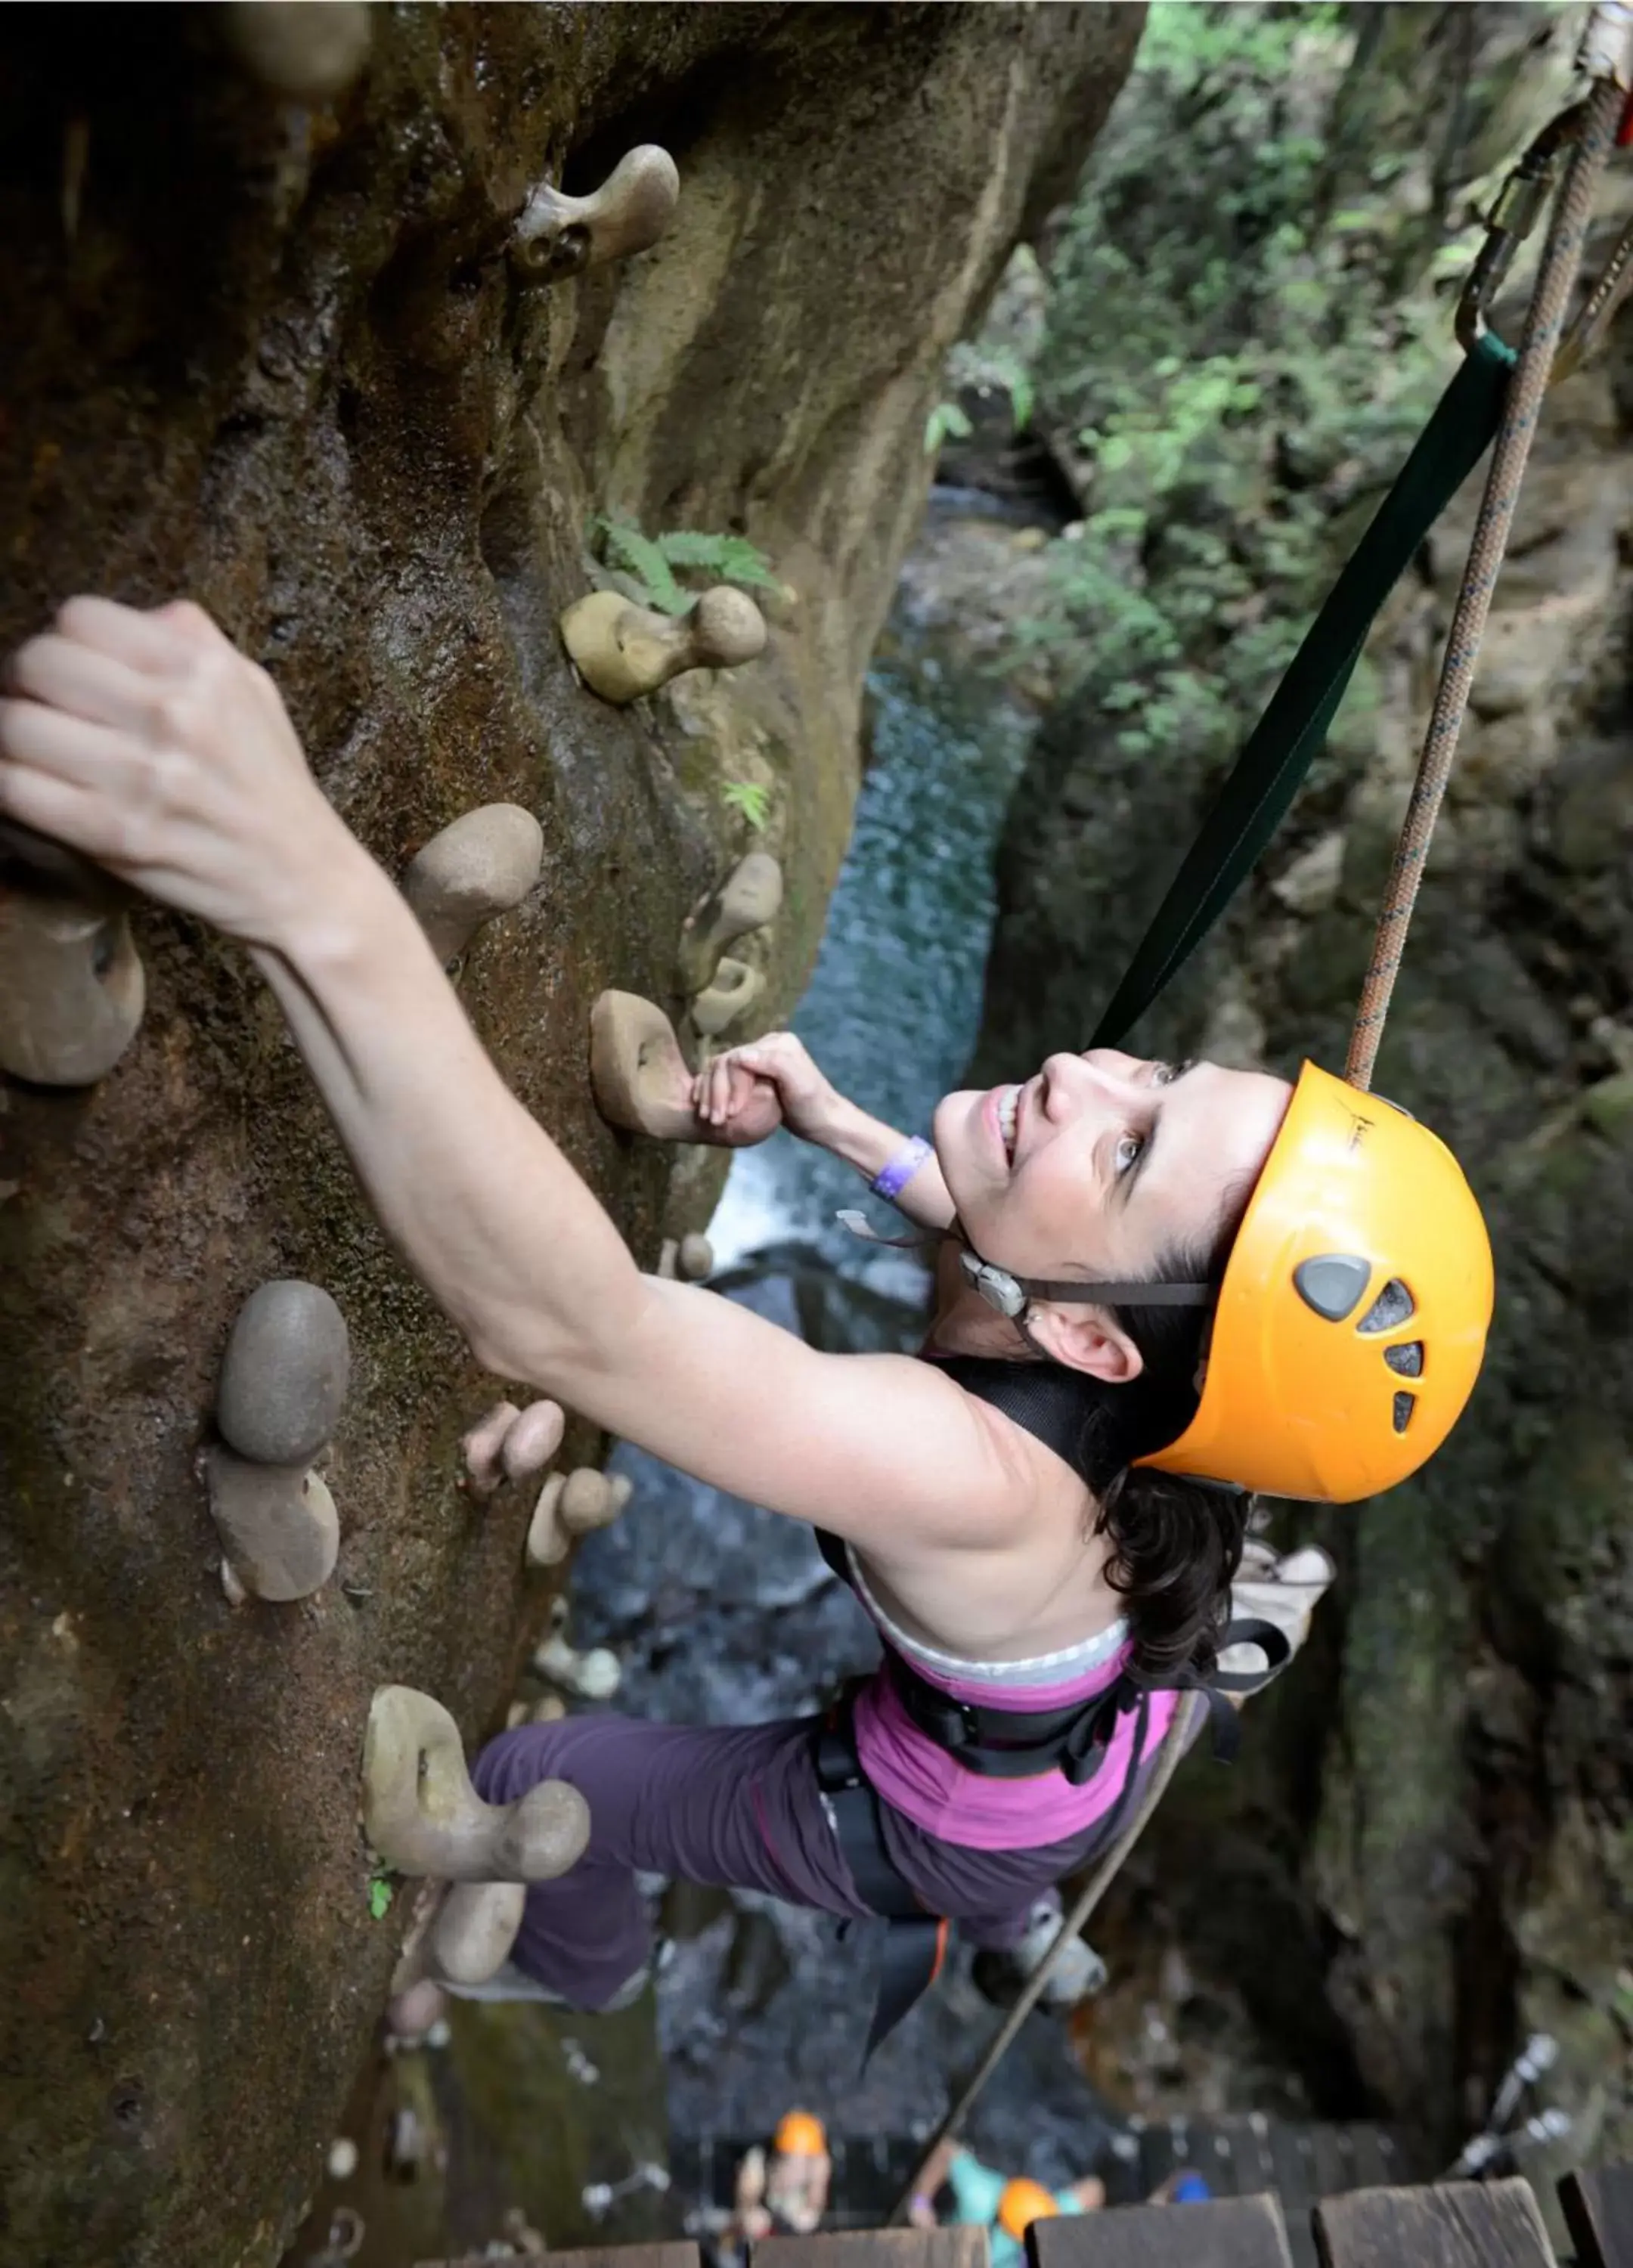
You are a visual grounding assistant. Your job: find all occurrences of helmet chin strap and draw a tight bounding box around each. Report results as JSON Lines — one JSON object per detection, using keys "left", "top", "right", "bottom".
{"left": 833, "top": 1208, "right": 1213, "bottom": 1321}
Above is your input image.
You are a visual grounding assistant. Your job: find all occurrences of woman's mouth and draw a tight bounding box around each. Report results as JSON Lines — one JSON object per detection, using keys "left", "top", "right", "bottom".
{"left": 993, "top": 1085, "right": 1021, "bottom": 1164}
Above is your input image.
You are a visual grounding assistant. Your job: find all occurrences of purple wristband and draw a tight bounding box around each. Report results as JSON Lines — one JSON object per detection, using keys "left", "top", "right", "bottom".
{"left": 869, "top": 1136, "right": 933, "bottom": 1204}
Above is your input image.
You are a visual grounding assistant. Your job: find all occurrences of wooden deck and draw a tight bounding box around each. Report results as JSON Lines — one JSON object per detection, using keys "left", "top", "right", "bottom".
{"left": 432, "top": 2161, "right": 1631, "bottom": 2268}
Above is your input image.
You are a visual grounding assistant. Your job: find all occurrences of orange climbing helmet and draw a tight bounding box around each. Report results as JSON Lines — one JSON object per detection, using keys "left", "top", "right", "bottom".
{"left": 1139, "top": 1061, "right": 1495, "bottom": 1501}
{"left": 773, "top": 2111, "right": 828, "bottom": 2158}
{"left": 997, "top": 2180, "right": 1060, "bottom": 2241}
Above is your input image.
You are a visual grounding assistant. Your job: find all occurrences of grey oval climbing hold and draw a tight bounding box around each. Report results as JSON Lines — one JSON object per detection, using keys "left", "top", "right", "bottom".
{"left": 217, "top": 1279, "right": 351, "bottom": 1466}
{"left": 432, "top": 1880, "right": 526, "bottom": 1986}
{"left": 678, "top": 852, "right": 783, "bottom": 994}
{"left": 526, "top": 1467, "right": 631, "bottom": 1567}
{"left": 362, "top": 1685, "right": 591, "bottom": 1882}
{"left": 206, "top": 1447, "right": 339, "bottom": 1603}
{"left": 511, "top": 145, "right": 679, "bottom": 280}
{"left": 0, "top": 891, "right": 145, "bottom": 1086}
{"left": 561, "top": 586, "right": 767, "bottom": 707}
{"left": 222, "top": 1, "right": 371, "bottom": 99}
{"left": 401, "top": 804, "right": 544, "bottom": 971}
{"left": 690, "top": 956, "right": 764, "bottom": 1039}
{"left": 589, "top": 989, "right": 782, "bottom": 1147}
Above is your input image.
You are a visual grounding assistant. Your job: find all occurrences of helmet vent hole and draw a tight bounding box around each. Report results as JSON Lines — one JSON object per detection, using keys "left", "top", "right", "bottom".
{"left": 1359, "top": 1278, "right": 1415, "bottom": 1334}
{"left": 1392, "top": 1390, "right": 1415, "bottom": 1434}
{"left": 1384, "top": 1340, "right": 1424, "bottom": 1378}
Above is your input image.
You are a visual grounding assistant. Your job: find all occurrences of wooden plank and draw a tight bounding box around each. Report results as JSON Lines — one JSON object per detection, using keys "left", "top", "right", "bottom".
{"left": 754, "top": 2229, "right": 990, "bottom": 2268}
{"left": 1027, "top": 2193, "right": 1295, "bottom": 2268}
{"left": 1312, "top": 2179, "right": 1557, "bottom": 2267}
{"left": 1559, "top": 2166, "right": 1633, "bottom": 2268}
{"left": 546, "top": 2249, "right": 703, "bottom": 2268}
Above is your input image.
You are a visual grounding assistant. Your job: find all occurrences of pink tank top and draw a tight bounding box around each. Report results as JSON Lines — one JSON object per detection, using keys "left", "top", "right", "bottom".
{"left": 844, "top": 1543, "right": 1176, "bottom": 1852}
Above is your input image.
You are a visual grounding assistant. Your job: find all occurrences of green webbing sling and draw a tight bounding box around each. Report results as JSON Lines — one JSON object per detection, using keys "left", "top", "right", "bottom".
{"left": 1090, "top": 332, "right": 1517, "bottom": 1048}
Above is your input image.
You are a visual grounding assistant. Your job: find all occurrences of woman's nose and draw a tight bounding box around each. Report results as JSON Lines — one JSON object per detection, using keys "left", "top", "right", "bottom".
{"left": 1043, "top": 1050, "right": 1137, "bottom": 1117}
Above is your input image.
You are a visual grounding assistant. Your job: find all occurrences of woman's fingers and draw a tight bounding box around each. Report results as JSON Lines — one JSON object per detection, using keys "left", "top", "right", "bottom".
{"left": 0, "top": 697, "right": 142, "bottom": 795}
{"left": 0, "top": 759, "right": 121, "bottom": 865}
{"left": 54, "top": 595, "right": 195, "bottom": 674}
{"left": 7, "top": 634, "right": 160, "bottom": 736}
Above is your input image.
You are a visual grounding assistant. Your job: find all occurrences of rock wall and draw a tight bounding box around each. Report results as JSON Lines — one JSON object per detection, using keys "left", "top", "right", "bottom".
{"left": 971, "top": 94, "right": 1633, "bottom": 2205}
{"left": 0, "top": 8, "right": 1142, "bottom": 2260}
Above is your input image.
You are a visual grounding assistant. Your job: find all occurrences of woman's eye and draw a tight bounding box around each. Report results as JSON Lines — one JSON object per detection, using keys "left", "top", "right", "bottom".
{"left": 1115, "top": 1131, "right": 1145, "bottom": 1176}
{"left": 1151, "top": 1058, "right": 1188, "bottom": 1086}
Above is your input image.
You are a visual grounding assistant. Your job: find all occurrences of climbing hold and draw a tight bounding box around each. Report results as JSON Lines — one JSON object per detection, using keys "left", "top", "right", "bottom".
{"left": 222, "top": 1, "right": 372, "bottom": 100}
{"left": 526, "top": 1467, "right": 633, "bottom": 1567}
{"left": 511, "top": 145, "right": 680, "bottom": 279}
{"left": 401, "top": 804, "right": 544, "bottom": 971}
{"left": 362, "top": 1685, "right": 591, "bottom": 1882}
{"left": 689, "top": 956, "right": 764, "bottom": 1039}
{"left": 431, "top": 1880, "right": 526, "bottom": 1987}
{"left": 532, "top": 1599, "right": 622, "bottom": 1701}
{"left": 560, "top": 586, "right": 767, "bottom": 707}
{"left": 206, "top": 1447, "right": 340, "bottom": 1603}
{"left": 678, "top": 851, "right": 783, "bottom": 994}
{"left": 220, "top": 1558, "right": 249, "bottom": 1610}
{"left": 590, "top": 990, "right": 782, "bottom": 1147}
{"left": 217, "top": 1280, "right": 350, "bottom": 1467}
{"left": 460, "top": 1399, "right": 565, "bottom": 1503}
{"left": 327, "top": 2137, "right": 360, "bottom": 2183}
{"left": 658, "top": 1233, "right": 716, "bottom": 1282}
{"left": 0, "top": 885, "right": 145, "bottom": 1086}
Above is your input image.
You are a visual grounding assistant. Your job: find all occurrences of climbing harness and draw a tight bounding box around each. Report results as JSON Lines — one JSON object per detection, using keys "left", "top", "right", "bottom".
{"left": 809, "top": 1356, "right": 1291, "bottom": 2062}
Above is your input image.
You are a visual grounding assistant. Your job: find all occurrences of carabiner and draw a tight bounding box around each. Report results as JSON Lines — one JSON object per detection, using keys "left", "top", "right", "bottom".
{"left": 1455, "top": 103, "right": 1586, "bottom": 354}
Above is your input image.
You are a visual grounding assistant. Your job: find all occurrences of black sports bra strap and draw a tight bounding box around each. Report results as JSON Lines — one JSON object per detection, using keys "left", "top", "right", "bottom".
{"left": 927, "top": 1353, "right": 1090, "bottom": 1476}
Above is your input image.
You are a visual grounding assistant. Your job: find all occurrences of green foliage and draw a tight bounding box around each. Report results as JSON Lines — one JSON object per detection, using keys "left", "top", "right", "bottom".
{"left": 590, "top": 517, "right": 780, "bottom": 615}
{"left": 367, "top": 1870, "right": 393, "bottom": 1920}
{"left": 925, "top": 401, "right": 973, "bottom": 456}
{"left": 720, "top": 779, "right": 772, "bottom": 831}
{"left": 1011, "top": 0, "right": 1462, "bottom": 763}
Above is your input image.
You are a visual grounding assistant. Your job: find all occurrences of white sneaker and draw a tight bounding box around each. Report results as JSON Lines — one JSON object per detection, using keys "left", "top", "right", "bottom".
{"left": 975, "top": 1892, "right": 1108, "bottom": 2010}
{"left": 1222, "top": 1543, "right": 1335, "bottom": 1685}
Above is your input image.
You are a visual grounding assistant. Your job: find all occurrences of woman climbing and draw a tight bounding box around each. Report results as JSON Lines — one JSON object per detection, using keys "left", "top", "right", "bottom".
{"left": 0, "top": 597, "right": 1495, "bottom": 2041}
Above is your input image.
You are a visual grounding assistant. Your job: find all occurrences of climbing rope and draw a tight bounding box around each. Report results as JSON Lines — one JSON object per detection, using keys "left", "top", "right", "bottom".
{"left": 1346, "top": 64, "right": 1625, "bottom": 1088}
{"left": 888, "top": 1692, "right": 1207, "bottom": 2227}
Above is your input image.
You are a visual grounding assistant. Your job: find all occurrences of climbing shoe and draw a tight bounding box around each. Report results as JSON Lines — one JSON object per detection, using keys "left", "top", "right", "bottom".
{"left": 971, "top": 1892, "right": 1109, "bottom": 2012}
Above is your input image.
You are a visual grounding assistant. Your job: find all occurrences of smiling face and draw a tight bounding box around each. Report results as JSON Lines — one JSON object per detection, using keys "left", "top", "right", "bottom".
{"left": 933, "top": 1049, "right": 1294, "bottom": 1300}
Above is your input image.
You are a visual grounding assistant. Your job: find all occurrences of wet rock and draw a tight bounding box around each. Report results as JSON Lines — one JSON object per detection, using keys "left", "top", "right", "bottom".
{"left": 217, "top": 1280, "right": 351, "bottom": 1467}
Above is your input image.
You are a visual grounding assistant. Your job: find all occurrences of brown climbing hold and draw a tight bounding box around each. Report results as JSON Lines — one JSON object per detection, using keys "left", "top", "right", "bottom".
{"left": 689, "top": 956, "right": 764, "bottom": 1039}
{"left": 511, "top": 145, "right": 679, "bottom": 280}
{"left": 678, "top": 852, "right": 783, "bottom": 994}
{"left": 217, "top": 1281, "right": 350, "bottom": 1467}
{"left": 460, "top": 1399, "right": 564, "bottom": 1503}
{"left": 560, "top": 587, "right": 767, "bottom": 707}
{"left": 222, "top": 1, "right": 372, "bottom": 99}
{"left": 0, "top": 883, "right": 145, "bottom": 1087}
{"left": 401, "top": 804, "right": 544, "bottom": 971}
{"left": 431, "top": 1881, "right": 526, "bottom": 1987}
{"left": 526, "top": 1467, "right": 632, "bottom": 1568}
{"left": 206, "top": 1447, "right": 340, "bottom": 1603}
{"left": 362, "top": 1686, "right": 590, "bottom": 1882}
{"left": 590, "top": 990, "right": 782, "bottom": 1147}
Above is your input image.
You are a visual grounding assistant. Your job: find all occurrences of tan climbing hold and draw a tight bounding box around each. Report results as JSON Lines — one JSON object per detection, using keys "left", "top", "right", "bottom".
{"left": 658, "top": 1233, "right": 715, "bottom": 1282}
{"left": 460, "top": 1398, "right": 565, "bottom": 1503}
{"left": 561, "top": 586, "right": 767, "bottom": 706}
{"left": 511, "top": 145, "right": 680, "bottom": 279}
{"left": 222, "top": 2, "right": 372, "bottom": 99}
{"left": 678, "top": 852, "right": 783, "bottom": 994}
{"left": 401, "top": 804, "right": 544, "bottom": 970}
{"left": 527, "top": 1467, "right": 632, "bottom": 1567}
{"left": 431, "top": 1880, "right": 526, "bottom": 1986}
{"left": 0, "top": 888, "right": 144, "bottom": 1086}
{"left": 532, "top": 1603, "right": 622, "bottom": 1703}
{"left": 205, "top": 1447, "right": 340, "bottom": 1603}
{"left": 590, "top": 989, "right": 782, "bottom": 1147}
{"left": 689, "top": 956, "right": 764, "bottom": 1039}
{"left": 362, "top": 1685, "right": 590, "bottom": 1882}
{"left": 218, "top": 1280, "right": 350, "bottom": 1467}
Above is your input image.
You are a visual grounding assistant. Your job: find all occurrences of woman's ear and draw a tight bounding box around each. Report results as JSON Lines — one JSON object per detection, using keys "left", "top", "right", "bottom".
{"left": 1024, "top": 1300, "right": 1145, "bottom": 1384}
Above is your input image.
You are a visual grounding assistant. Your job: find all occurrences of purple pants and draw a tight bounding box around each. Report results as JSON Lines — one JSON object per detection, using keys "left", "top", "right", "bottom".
{"left": 473, "top": 1712, "right": 1135, "bottom": 2010}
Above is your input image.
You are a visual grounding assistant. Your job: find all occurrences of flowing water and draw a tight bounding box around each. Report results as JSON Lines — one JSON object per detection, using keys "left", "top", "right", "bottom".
{"left": 571, "top": 503, "right": 1118, "bottom": 2191}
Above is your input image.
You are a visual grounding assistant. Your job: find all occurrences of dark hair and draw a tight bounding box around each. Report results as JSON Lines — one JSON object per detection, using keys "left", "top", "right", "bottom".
{"left": 1053, "top": 1201, "right": 1253, "bottom": 1684}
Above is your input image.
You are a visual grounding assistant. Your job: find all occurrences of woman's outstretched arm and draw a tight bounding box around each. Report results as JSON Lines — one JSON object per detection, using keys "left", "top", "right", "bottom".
{"left": 0, "top": 598, "right": 1022, "bottom": 1551}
